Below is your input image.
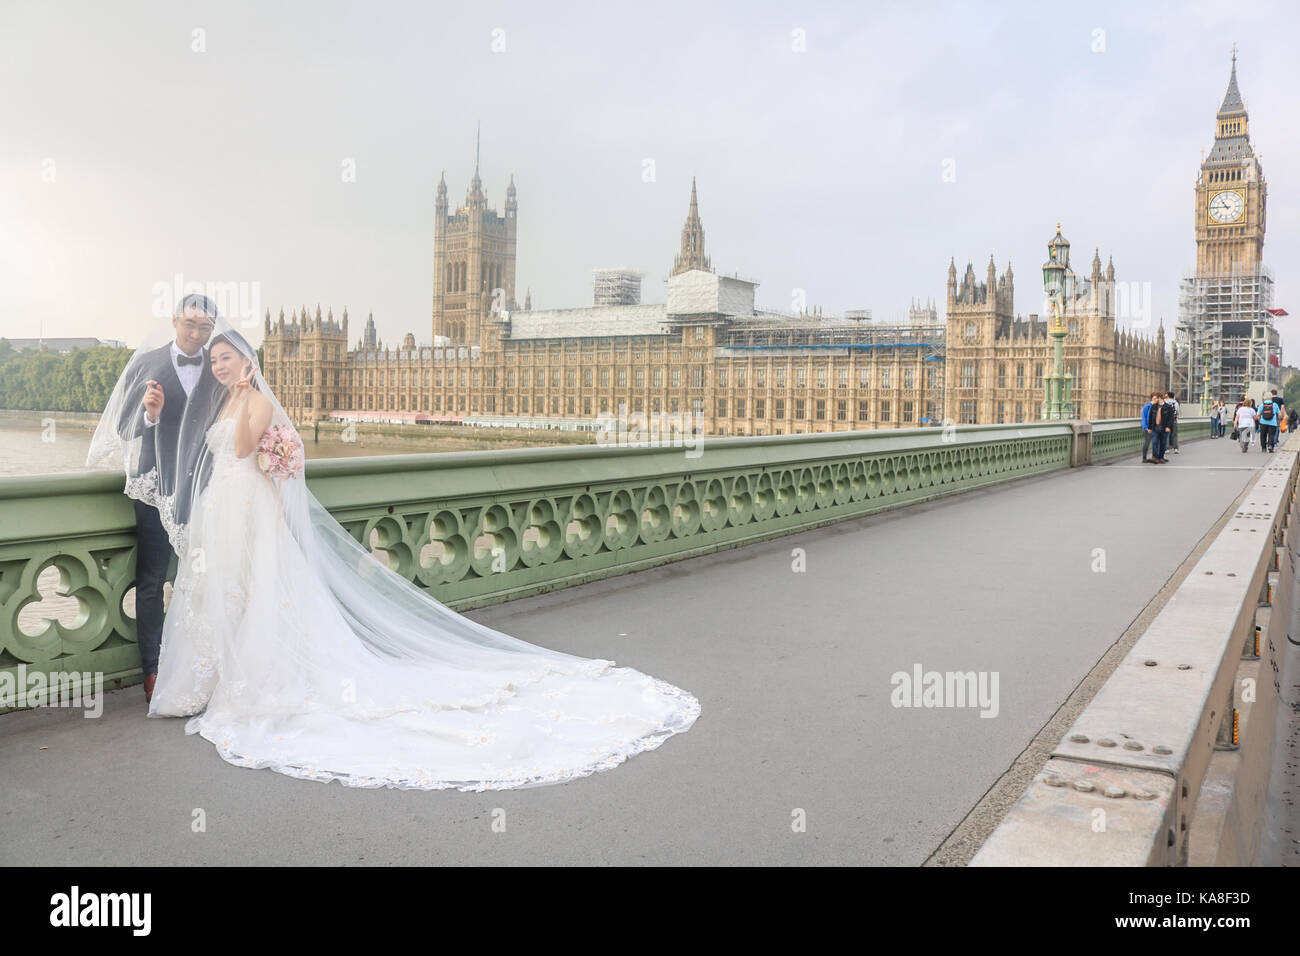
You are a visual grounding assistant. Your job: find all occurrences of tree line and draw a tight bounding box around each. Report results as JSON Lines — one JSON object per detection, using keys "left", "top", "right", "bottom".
{"left": 0, "top": 339, "right": 133, "bottom": 413}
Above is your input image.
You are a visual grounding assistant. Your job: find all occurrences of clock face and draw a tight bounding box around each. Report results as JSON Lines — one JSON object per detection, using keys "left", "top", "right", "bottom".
{"left": 1209, "top": 190, "right": 1244, "bottom": 223}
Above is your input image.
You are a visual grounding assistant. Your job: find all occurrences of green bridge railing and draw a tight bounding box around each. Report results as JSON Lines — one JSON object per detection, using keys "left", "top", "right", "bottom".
{"left": 0, "top": 417, "right": 1206, "bottom": 693}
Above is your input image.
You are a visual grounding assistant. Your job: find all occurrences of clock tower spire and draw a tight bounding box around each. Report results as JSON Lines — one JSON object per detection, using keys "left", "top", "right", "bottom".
{"left": 1174, "top": 49, "right": 1279, "bottom": 409}
{"left": 1194, "top": 50, "right": 1266, "bottom": 275}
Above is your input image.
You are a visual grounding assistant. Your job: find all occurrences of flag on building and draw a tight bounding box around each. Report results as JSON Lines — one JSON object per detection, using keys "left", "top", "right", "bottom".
{"left": 1268, "top": 308, "right": 1289, "bottom": 316}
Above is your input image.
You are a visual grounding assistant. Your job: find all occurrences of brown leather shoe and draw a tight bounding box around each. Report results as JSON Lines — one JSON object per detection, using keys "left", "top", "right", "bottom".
{"left": 143, "top": 673, "right": 157, "bottom": 703}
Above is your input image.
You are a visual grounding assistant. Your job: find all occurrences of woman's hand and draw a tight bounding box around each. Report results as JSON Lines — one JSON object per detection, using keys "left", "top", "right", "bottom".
{"left": 233, "top": 362, "right": 255, "bottom": 399}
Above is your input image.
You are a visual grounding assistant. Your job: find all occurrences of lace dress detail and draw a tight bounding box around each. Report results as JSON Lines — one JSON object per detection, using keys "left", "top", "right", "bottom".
{"left": 148, "top": 418, "right": 701, "bottom": 790}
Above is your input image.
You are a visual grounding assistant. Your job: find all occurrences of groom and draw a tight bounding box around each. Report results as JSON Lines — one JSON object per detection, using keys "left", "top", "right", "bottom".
{"left": 118, "top": 294, "right": 222, "bottom": 702}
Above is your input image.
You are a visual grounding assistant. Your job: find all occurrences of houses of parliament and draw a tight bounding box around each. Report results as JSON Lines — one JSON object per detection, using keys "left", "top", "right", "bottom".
{"left": 263, "top": 160, "right": 1170, "bottom": 434}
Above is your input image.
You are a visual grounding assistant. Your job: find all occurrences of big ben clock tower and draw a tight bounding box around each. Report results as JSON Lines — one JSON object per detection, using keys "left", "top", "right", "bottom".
{"left": 1173, "top": 49, "right": 1279, "bottom": 405}
{"left": 1193, "top": 50, "right": 1267, "bottom": 276}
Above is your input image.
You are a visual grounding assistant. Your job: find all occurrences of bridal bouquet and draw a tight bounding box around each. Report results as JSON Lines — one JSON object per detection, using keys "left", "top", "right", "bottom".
{"left": 256, "top": 425, "right": 305, "bottom": 480}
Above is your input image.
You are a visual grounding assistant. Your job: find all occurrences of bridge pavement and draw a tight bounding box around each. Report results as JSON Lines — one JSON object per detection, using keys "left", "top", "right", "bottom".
{"left": 0, "top": 434, "right": 1270, "bottom": 865}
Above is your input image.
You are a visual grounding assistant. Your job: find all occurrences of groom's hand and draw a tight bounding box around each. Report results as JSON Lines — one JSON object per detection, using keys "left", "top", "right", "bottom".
{"left": 143, "top": 380, "right": 164, "bottom": 423}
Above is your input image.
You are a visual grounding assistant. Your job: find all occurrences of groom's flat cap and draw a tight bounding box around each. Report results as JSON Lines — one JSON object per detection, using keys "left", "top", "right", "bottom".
{"left": 175, "top": 293, "right": 220, "bottom": 319}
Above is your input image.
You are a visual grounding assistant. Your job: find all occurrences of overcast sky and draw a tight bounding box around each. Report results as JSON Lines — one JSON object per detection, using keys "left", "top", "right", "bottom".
{"left": 2, "top": 0, "right": 1296, "bottom": 358}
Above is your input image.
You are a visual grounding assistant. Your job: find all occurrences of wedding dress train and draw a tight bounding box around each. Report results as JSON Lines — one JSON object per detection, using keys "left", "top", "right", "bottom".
{"left": 149, "top": 417, "right": 701, "bottom": 790}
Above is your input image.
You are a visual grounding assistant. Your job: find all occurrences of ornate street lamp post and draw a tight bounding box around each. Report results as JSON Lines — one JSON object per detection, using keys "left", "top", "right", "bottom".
{"left": 1200, "top": 337, "right": 1213, "bottom": 416}
{"left": 1041, "top": 225, "right": 1072, "bottom": 419}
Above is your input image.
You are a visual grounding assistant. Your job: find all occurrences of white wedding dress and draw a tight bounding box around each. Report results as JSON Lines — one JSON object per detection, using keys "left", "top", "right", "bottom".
{"left": 149, "top": 417, "right": 701, "bottom": 790}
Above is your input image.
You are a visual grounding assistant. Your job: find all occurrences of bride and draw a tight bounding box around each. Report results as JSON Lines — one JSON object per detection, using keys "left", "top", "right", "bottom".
{"left": 89, "top": 319, "right": 700, "bottom": 791}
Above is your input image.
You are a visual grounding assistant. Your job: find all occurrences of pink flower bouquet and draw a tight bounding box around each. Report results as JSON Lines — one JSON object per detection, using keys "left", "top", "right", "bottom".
{"left": 256, "top": 425, "right": 305, "bottom": 480}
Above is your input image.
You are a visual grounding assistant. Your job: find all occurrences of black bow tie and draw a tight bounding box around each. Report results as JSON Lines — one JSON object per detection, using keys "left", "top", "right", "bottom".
{"left": 177, "top": 354, "right": 203, "bottom": 367}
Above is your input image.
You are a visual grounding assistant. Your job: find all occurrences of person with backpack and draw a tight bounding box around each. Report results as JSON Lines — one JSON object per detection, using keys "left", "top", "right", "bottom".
{"left": 1258, "top": 393, "right": 1280, "bottom": 452}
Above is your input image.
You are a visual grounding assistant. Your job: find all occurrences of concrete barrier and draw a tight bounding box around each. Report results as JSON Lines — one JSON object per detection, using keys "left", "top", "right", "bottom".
{"left": 972, "top": 432, "right": 1299, "bottom": 866}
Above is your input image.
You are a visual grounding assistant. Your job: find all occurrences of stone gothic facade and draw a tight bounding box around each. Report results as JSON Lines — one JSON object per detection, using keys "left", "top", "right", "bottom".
{"left": 943, "top": 232, "right": 1168, "bottom": 425}
{"left": 264, "top": 172, "right": 1167, "bottom": 433}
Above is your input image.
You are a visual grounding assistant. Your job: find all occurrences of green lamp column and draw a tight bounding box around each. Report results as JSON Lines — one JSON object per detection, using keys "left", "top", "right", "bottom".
{"left": 1041, "top": 225, "right": 1070, "bottom": 420}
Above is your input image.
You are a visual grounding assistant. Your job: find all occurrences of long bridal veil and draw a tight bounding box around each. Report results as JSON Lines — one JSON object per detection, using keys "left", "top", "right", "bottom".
{"left": 88, "top": 313, "right": 700, "bottom": 789}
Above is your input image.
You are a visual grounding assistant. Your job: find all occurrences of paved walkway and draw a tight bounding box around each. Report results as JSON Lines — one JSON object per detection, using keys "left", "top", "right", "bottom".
{"left": 0, "top": 435, "right": 1268, "bottom": 865}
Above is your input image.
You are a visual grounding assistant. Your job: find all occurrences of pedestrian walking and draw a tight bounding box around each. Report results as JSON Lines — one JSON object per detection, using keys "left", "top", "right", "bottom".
{"left": 1150, "top": 394, "right": 1172, "bottom": 463}
{"left": 1235, "top": 400, "right": 1257, "bottom": 453}
{"left": 1141, "top": 392, "right": 1158, "bottom": 462}
{"left": 1258, "top": 392, "right": 1281, "bottom": 452}
{"left": 1166, "top": 392, "right": 1181, "bottom": 453}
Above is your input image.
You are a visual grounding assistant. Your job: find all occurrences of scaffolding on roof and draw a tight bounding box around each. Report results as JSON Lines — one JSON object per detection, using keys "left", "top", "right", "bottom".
{"left": 592, "top": 267, "right": 644, "bottom": 306}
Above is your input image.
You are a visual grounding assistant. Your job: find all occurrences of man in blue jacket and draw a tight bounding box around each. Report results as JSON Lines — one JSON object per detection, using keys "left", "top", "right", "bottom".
{"left": 1141, "top": 392, "right": 1157, "bottom": 462}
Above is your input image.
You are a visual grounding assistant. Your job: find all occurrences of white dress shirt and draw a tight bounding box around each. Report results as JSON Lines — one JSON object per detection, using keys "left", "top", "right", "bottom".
{"left": 144, "top": 342, "right": 205, "bottom": 427}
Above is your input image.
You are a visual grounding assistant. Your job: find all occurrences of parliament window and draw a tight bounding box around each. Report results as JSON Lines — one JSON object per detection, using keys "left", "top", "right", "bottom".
{"left": 881, "top": 367, "right": 891, "bottom": 389}
{"left": 836, "top": 399, "right": 847, "bottom": 420}
{"left": 584, "top": 368, "right": 593, "bottom": 387}
{"left": 718, "top": 368, "right": 728, "bottom": 388}
{"left": 756, "top": 368, "right": 766, "bottom": 388}
{"left": 961, "top": 362, "right": 977, "bottom": 389}
{"left": 1015, "top": 401, "right": 1024, "bottom": 422}
{"left": 692, "top": 368, "right": 704, "bottom": 388}
{"left": 903, "top": 400, "right": 914, "bottom": 421}
{"left": 735, "top": 399, "right": 745, "bottom": 417}
{"left": 960, "top": 400, "right": 976, "bottom": 424}
{"left": 794, "top": 398, "right": 805, "bottom": 419}
{"left": 566, "top": 370, "right": 575, "bottom": 388}
{"left": 671, "top": 368, "right": 681, "bottom": 388}
{"left": 653, "top": 368, "right": 663, "bottom": 388}
{"left": 796, "top": 367, "right": 806, "bottom": 388}
{"left": 997, "top": 364, "right": 1006, "bottom": 389}
{"left": 776, "top": 367, "right": 786, "bottom": 387}
{"left": 755, "top": 398, "right": 765, "bottom": 418}
{"left": 996, "top": 401, "right": 1005, "bottom": 423}
{"left": 737, "top": 368, "right": 747, "bottom": 388}
{"left": 838, "top": 368, "right": 848, "bottom": 389}
{"left": 1016, "top": 364, "right": 1025, "bottom": 389}
{"left": 717, "top": 399, "right": 727, "bottom": 417}
{"left": 635, "top": 368, "right": 645, "bottom": 387}
{"left": 880, "top": 401, "right": 891, "bottom": 422}
{"left": 857, "top": 400, "right": 869, "bottom": 420}
{"left": 618, "top": 368, "right": 627, "bottom": 387}
{"left": 775, "top": 398, "right": 785, "bottom": 418}
{"left": 600, "top": 368, "right": 610, "bottom": 387}
{"left": 817, "top": 368, "right": 827, "bottom": 389}
{"left": 859, "top": 367, "right": 870, "bottom": 389}
{"left": 903, "top": 368, "right": 914, "bottom": 389}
